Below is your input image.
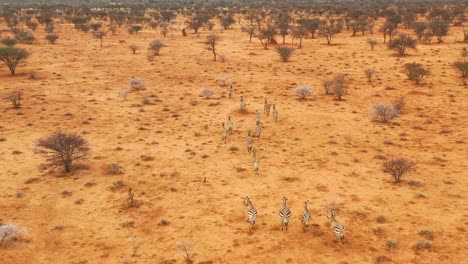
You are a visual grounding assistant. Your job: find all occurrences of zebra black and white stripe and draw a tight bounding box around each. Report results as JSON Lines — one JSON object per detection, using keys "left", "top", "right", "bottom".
{"left": 243, "top": 196, "right": 257, "bottom": 232}
{"left": 227, "top": 116, "right": 233, "bottom": 134}
{"left": 246, "top": 131, "right": 253, "bottom": 153}
{"left": 279, "top": 197, "right": 291, "bottom": 231}
{"left": 228, "top": 84, "right": 233, "bottom": 98}
{"left": 240, "top": 96, "right": 246, "bottom": 112}
{"left": 302, "top": 200, "right": 311, "bottom": 231}
{"left": 264, "top": 98, "right": 271, "bottom": 116}
{"left": 272, "top": 104, "right": 278, "bottom": 123}
{"left": 221, "top": 122, "right": 227, "bottom": 143}
{"left": 254, "top": 121, "right": 262, "bottom": 138}
{"left": 252, "top": 150, "right": 259, "bottom": 172}
{"left": 327, "top": 209, "right": 345, "bottom": 245}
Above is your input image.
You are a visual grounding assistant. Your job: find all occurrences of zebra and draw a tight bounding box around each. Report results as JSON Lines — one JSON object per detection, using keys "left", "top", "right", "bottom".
{"left": 279, "top": 197, "right": 291, "bottom": 231}
{"left": 240, "top": 96, "right": 247, "bottom": 112}
{"left": 221, "top": 122, "right": 227, "bottom": 143}
{"left": 272, "top": 104, "right": 278, "bottom": 123}
{"left": 254, "top": 121, "right": 262, "bottom": 138}
{"left": 226, "top": 116, "right": 234, "bottom": 134}
{"left": 228, "top": 84, "right": 233, "bottom": 98}
{"left": 327, "top": 209, "right": 345, "bottom": 245}
{"left": 264, "top": 98, "right": 271, "bottom": 116}
{"left": 246, "top": 131, "right": 253, "bottom": 153}
{"left": 252, "top": 150, "right": 259, "bottom": 172}
{"left": 243, "top": 196, "right": 257, "bottom": 232}
{"left": 302, "top": 200, "right": 312, "bottom": 231}
{"left": 255, "top": 110, "right": 261, "bottom": 124}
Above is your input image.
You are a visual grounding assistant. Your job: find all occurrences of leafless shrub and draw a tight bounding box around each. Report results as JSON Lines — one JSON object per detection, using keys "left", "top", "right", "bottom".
{"left": 372, "top": 104, "right": 397, "bottom": 122}
{"left": 375, "top": 255, "right": 391, "bottom": 263}
{"left": 386, "top": 240, "right": 398, "bottom": 249}
{"left": 176, "top": 240, "right": 195, "bottom": 264}
{"left": 275, "top": 46, "right": 295, "bottom": 62}
{"left": 0, "top": 223, "right": 26, "bottom": 245}
{"left": 391, "top": 96, "right": 406, "bottom": 114}
{"left": 383, "top": 157, "right": 416, "bottom": 183}
{"left": 128, "top": 44, "right": 139, "bottom": 54}
{"left": 453, "top": 60, "right": 468, "bottom": 78}
{"left": 367, "top": 38, "right": 377, "bottom": 50}
{"left": 376, "top": 215, "right": 386, "bottom": 223}
{"left": 3, "top": 90, "right": 22, "bottom": 108}
{"left": 129, "top": 77, "right": 145, "bottom": 90}
{"left": 414, "top": 240, "right": 432, "bottom": 250}
{"left": 322, "top": 80, "right": 334, "bottom": 94}
{"left": 332, "top": 74, "right": 347, "bottom": 100}
{"left": 200, "top": 87, "right": 215, "bottom": 98}
{"left": 35, "top": 131, "right": 89, "bottom": 173}
{"left": 106, "top": 163, "right": 122, "bottom": 175}
{"left": 404, "top": 63, "right": 430, "bottom": 84}
{"left": 215, "top": 76, "right": 230, "bottom": 86}
{"left": 365, "top": 69, "right": 375, "bottom": 82}
{"left": 148, "top": 39, "right": 165, "bottom": 55}
{"left": 293, "top": 86, "right": 313, "bottom": 100}
{"left": 28, "top": 70, "right": 38, "bottom": 79}
{"left": 419, "top": 229, "right": 434, "bottom": 240}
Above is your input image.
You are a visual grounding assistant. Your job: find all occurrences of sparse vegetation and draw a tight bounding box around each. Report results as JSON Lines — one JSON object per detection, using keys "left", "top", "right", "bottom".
{"left": 293, "top": 86, "right": 313, "bottom": 100}
{"left": 0, "top": 46, "right": 30, "bottom": 75}
{"left": 0, "top": 223, "right": 26, "bottom": 245}
{"left": 389, "top": 33, "right": 417, "bottom": 56}
{"left": 129, "top": 77, "right": 145, "bottom": 90}
{"left": 372, "top": 104, "right": 397, "bottom": 122}
{"left": 200, "top": 87, "right": 215, "bottom": 98}
{"left": 45, "top": 33, "right": 59, "bottom": 44}
{"left": 3, "top": 90, "right": 22, "bottom": 108}
{"left": 404, "top": 63, "right": 430, "bottom": 84}
{"left": 275, "top": 46, "right": 294, "bottom": 62}
{"left": 454, "top": 60, "right": 467, "bottom": 78}
{"left": 148, "top": 40, "right": 165, "bottom": 55}
{"left": 383, "top": 157, "right": 416, "bottom": 183}
{"left": 35, "top": 131, "right": 89, "bottom": 173}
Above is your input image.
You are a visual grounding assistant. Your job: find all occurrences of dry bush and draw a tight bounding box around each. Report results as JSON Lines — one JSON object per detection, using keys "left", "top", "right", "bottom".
{"left": 372, "top": 104, "right": 397, "bottom": 122}
{"left": 293, "top": 86, "right": 313, "bottom": 100}
{"left": 200, "top": 87, "right": 215, "bottom": 98}
{"left": 391, "top": 96, "right": 406, "bottom": 115}
{"left": 0, "top": 223, "right": 27, "bottom": 245}
{"left": 3, "top": 90, "right": 22, "bottom": 108}
{"left": 332, "top": 74, "right": 347, "bottom": 100}
{"left": 129, "top": 44, "right": 139, "bottom": 54}
{"left": 388, "top": 33, "right": 417, "bottom": 56}
{"left": 45, "top": 33, "right": 58, "bottom": 44}
{"left": 215, "top": 76, "right": 230, "bottom": 86}
{"left": 383, "top": 157, "right": 416, "bottom": 183}
{"left": 35, "top": 131, "right": 89, "bottom": 173}
{"left": 386, "top": 240, "right": 398, "bottom": 249}
{"left": 275, "top": 46, "right": 295, "bottom": 62}
{"left": 365, "top": 69, "right": 375, "bottom": 82}
{"left": 404, "top": 63, "right": 430, "bottom": 84}
{"left": 453, "top": 60, "right": 467, "bottom": 78}
{"left": 322, "top": 80, "right": 334, "bottom": 94}
{"left": 367, "top": 38, "right": 377, "bottom": 50}
{"left": 176, "top": 240, "right": 195, "bottom": 264}
{"left": 106, "top": 163, "right": 122, "bottom": 175}
{"left": 148, "top": 39, "right": 165, "bottom": 55}
{"left": 414, "top": 240, "right": 432, "bottom": 250}
{"left": 129, "top": 77, "right": 145, "bottom": 90}
{"left": 419, "top": 229, "right": 434, "bottom": 240}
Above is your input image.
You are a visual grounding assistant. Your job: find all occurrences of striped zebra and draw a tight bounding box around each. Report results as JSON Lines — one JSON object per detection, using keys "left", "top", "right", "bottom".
{"left": 255, "top": 110, "right": 261, "bottom": 124}
{"left": 226, "top": 116, "right": 234, "bottom": 134}
{"left": 246, "top": 131, "right": 253, "bottom": 153}
{"left": 302, "top": 200, "right": 312, "bottom": 231}
{"left": 272, "top": 104, "right": 278, "bottom": 123}
{"left": 228, "top": 84, "right": 233, "bottom": 98}
{"left": 279, "top": 197, "right": 291, "bottom": 231}
{"left": 240, "top": 96, "right": 247, "bottom": 112}
{"left": 327, "top": 209, "right": 345, "bottom": 245}
{"left": 254, "top": 121, "right": 262, "bottom": 138}
{"left": 243, "top": 196, "right": 257, "bottom": 232}
{"left": 264, "top": 98, "right": 271, "bottom": 116}
{"left": 221, "top": 122, "right": 227, "bottom": 143}
{"left": 252, "top": 150, "right": 259, "bottom": 172}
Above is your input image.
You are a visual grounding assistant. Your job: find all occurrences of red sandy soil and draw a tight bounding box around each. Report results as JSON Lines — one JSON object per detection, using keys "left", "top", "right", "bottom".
{"left": 0, "top": 18, "right": 467, "bottom": 264}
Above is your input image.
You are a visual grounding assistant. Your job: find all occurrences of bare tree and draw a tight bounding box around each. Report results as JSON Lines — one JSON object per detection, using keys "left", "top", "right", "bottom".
{"left": 319, "top": 19, "right": 343, "bottom": 45}
{"left": 205, "top": 34, "right": 220, "bottom": 61}
{"left": 35, "top": 131, "right": 89, "bottom": 173}
{"left": 372, "top": 104, "right": 397, "bottom": 122}
{"left": 276, "top": 46, "right": 294, "bottom": 62}
{"left": 367, "top": 38, "right": 377, "bottom": 51}
{"left": 404, "top": 63, "right": 430, "bottom": 84}
{"left": 3, "top": 90, "right": 22, "bottom": 108}
{"left": 293, "top": 86, "right": 313, "bottom": 100}
{"left": 383, "top": 158, "right": 416, "bottom": 183}
{"left": 454, "top": 60, "right": 467, "bottom": 79}
{"left": 92, "top": 30, "right": 106, "bottom": 47}
{"left": 129, "top": 44, "right": 139, "bottom": 54}
{"left": 176, "top": 240, "right": 195, "bottom": 264}
{"left": 148, "top": 40, "right": 165, "bottom": 55}
{"left": 389, "top": 33, "right": 417, "bottom": 56}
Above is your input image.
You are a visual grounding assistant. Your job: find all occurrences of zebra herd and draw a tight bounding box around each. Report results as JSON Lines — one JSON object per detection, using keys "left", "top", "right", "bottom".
{"left": 243, "top": 196, "right": 346, "bottom": 245}
{"left": 221, "top": 86, "right": 279, "bottom": 173}
{"left": 222, "top": 85, "right": 345, "bottom": 245}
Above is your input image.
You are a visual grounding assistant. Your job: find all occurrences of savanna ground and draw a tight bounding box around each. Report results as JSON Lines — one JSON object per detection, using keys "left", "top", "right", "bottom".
{"left": 0, "top": 16, "right": 467, "bottom": 264}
